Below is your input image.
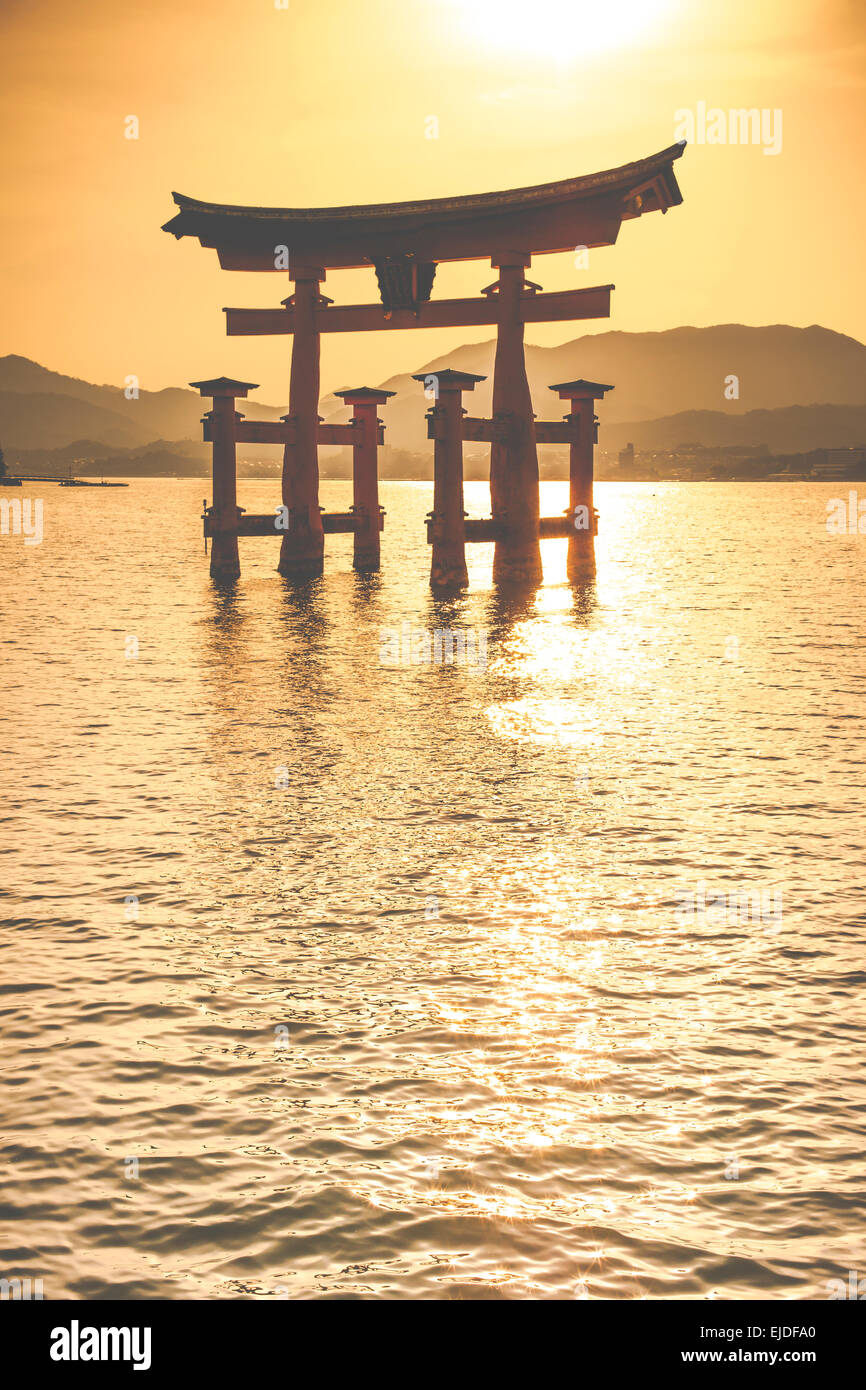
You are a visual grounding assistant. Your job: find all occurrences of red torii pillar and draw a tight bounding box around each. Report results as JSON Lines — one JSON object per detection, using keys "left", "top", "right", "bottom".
{"left": 414, "top": 368, "right": 485, "bottom": 590}
{"left": 549, "top": 378, "right": 613, "bottom": 579}
{"left": 333, "top": 386, "right": 395, "bottom": 571}
{"left": 190, "top": 376, "right": 257, "bottom": 581}
{"left": 488, "top": 252, "right": 543, "bottom": 586}
{"left": 278, "top": 263, "right": 327, "bottom": 580}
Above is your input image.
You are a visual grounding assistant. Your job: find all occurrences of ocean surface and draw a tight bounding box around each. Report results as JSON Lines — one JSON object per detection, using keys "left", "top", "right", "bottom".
{"left": 1, "top": 477, "right": 864, "bottom": 1301}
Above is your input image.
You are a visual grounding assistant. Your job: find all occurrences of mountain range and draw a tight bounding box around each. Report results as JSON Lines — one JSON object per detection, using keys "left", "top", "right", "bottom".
{"left": 2, "top": 323, "right": 865, "bottom": 475}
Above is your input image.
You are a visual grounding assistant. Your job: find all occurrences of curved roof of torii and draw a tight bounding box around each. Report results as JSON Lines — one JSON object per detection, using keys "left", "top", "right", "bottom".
{"left": 162, "top": 141, "right": 686, "bottom": 272}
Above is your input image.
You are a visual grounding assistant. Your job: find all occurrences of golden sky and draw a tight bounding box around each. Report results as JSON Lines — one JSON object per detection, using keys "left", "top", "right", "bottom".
{"left": 2, "top": 0, "right": 864, "bottom": 404}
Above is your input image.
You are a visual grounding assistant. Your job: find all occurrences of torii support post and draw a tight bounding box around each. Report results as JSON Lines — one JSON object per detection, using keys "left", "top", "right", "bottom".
{"left": 414, "top": 369, "right": 485, "bottom": 590}
{"left": 333, "top": 387, "right": 395, "bottom": 571}
{"left": 550, "top": 378, "right": 614, "bottom": 580}
{"left": 279, "top": 264, "right": 327, "bottom": 580}
{"left": 190, "top": 376, "right": 258, "bottom": 580}
{"left": 489, "top": 253, "right": 543, "bottom": 586}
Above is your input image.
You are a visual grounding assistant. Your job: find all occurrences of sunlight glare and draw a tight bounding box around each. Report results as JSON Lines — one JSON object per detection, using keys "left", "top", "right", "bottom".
{"left": 452, "top": 0, "right": 674, "bottom": 61}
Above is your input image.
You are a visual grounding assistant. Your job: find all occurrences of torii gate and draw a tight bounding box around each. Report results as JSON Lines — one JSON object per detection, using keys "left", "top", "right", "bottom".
{"left": 163, "top": 141, "right": 685, "bottom": 585}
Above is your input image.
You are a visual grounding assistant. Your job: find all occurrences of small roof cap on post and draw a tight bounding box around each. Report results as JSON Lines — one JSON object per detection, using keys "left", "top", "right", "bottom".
{"left": 411, "top": 368, "right": 486, "bottom": 391}
{"left": 549, "top": 378, "right": 614, "bottom": 400}
{"left": 333, "top": 386, "right": 397, "bottom": 403}
{"left": 189, "top": 376, "right": 259, "bottom": 398}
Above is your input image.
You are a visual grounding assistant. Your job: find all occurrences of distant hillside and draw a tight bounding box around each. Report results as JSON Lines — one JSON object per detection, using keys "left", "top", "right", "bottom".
{"left": 321, "top": 323, "right": 866, "bottom": 453}
{"left": 0, "top": 390, "right": 146, "bottom": 451}
{"left": 600, "top": 404, "right": 866, "bottom": 454}
{"left": 11, "top": 437, "right": 211, "bottom": 479}
{"left": 0, "top": 355, "right": 285, "bottom": 451}
{"left": 544, "top": 324, "right": 866, "bottom": 420}
{"left": 3, "top": 324, "right": 865, "bottom": 465}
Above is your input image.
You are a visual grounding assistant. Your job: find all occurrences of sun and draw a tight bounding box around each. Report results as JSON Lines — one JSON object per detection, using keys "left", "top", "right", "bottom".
{"left": 451, "top": 0, "right": 674, "bottom": 60}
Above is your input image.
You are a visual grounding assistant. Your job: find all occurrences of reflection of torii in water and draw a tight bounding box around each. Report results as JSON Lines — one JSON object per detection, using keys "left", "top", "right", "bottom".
{"left": 164, "top": 141, "right": 686, "bottom": 587}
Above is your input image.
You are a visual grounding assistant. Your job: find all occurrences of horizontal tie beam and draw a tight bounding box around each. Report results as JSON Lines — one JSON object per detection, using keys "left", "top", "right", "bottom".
{"left": 203, "top": 511, "right": 385, "bottom": 538}
{"left": 224, "top": 284, "right": 613, "bottom": 336}
{"left": 535, "top": 421, "right": 581, "bottom": 445}
{"left": 202, "top": 418, "right": 384, "bottom": 446}
{"left": 451, "top": 417, "right": 581, "bottom": 445}
{"left": 458, "top": 416, "right": 509, "bottom": 444}
{"left": 426, "top": 515, "right": 597, "bottom": 544}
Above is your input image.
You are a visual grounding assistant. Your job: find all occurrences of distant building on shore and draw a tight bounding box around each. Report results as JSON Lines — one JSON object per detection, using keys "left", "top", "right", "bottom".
{"left": 809, "top": 447, "right": 866, "bottom": 480}
{"left": 598, "top": 442, "right": 866, "bottom": 482}
{"left": 610, "top": 442, "right": 660, "bottom": 479}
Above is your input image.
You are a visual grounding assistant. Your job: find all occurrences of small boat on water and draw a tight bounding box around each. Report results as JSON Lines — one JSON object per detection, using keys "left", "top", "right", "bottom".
{"left": 0, "top": 477, "right": 23, "bottom": 486}
{"left": 59, "top": 478, "right": 128, "bottom": 487}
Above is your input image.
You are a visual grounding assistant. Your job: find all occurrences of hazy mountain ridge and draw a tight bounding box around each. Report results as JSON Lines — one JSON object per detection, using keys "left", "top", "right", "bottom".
{"left": 3, "top": 324, "right": 865, "bottom": 468}
{"left": 601, "top": 404, "right": 866, "bottom": 454}
{"left": 0, "top": 355, "right": 285, "bottom": 452}
{"left": 320, "top": 324, "right": 866, "bottom": 452}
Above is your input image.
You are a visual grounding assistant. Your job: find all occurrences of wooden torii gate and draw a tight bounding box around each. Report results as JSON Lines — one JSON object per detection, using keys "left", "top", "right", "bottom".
{"left": 164, "top": 141, "right": 685, "bottom": 585}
